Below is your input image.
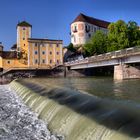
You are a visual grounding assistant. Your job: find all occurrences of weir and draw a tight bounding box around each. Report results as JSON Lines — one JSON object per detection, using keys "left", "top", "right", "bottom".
{"left": 10, "top": 79, "right": 140, "bottom": 140}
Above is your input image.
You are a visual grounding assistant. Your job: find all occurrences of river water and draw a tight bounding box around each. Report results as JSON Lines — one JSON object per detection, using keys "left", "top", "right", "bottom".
{"left": 30, "top": 77, "right": 140, "bottom": 103}
{"left": 0, "top": 85, "right": 63, "bottom": 140}
{"left": 10, "top": 77, "right": 140, "bottom": 140}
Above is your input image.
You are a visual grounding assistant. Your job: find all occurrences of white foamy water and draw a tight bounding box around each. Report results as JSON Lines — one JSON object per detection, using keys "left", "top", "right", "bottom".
{"left": 0, "top": 85, "right": 64, "bottom": 140}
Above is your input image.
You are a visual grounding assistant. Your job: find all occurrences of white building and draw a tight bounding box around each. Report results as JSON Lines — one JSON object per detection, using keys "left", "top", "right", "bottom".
{"left": 71, "top": 13, "right": 110, "bottom": 46}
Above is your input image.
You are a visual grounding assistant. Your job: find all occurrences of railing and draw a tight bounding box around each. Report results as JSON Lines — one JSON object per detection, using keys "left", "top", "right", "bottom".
{"left": 65, "top": 46, "right": 140, "bottom": 66}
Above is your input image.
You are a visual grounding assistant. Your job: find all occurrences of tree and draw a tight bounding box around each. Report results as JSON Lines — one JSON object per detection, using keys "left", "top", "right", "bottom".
{"left": 84, "top": 30, "right": 107, "bottom": 56}
{"left": 107, "top": 20, "right": 129, "bottom": 52}
{"left": 67, "top": 43, "right": 76, "bottom": 52}
{"left": 127, "top": 21, "right": 140, "bottom": 47}
{"left": 83, "top": 20, "right": 140, "bottom": 56}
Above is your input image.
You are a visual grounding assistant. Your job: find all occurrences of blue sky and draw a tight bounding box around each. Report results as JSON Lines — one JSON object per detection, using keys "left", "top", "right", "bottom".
{"left": 0, "top": 0, "right": 140, "bottom": 50}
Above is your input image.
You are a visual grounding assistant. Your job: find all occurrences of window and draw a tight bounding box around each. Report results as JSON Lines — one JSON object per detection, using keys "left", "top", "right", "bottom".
{"left": 42, "top": 51, "right": 45, "bottom": 55}
{"left": 88, "top": 34, "right": 91, "bottom": 38}
{"left": 23, "top": 28, "right": 26, "bottom": 30}
{"left": 35, "top": 43, "right": 38, "bottom": 47}
{"left": 85, "top": 25, "right": 90, "bottom": 32}
{"left": 56, "top": 44, "right": 59, "bottom": 47}
{"left": 7, "top": 61, "right": 10, "bottom": 64}
{"left": 74, "top": 26, "right": 77, "bottom": 31}
{"left": 50, "top": 51, "right": 52, "bottom": 55}
{"left": 23, "top": 38, "right": 25, "bottom": 40}
{"left": 35, "top": 51, "right": 38, "bottom": 55}
{"left": 50, "top": 59, "right": 52, "bottom": 64}
{"left": 24, "top": 44, "right": 25, "bottom": 46}
{"left": 74, "top": 35, "right": 76, "bottom": 43}
{"left": 94, "top": 27, "right": 96, "bottom": 32}
{"left": 35, "top": 59, "right": 38, "bottom": 64}
{"left": 73, "top": 25, "right": 77, "bottom": 32}
{"left": 56, "top": 52, "right": 59, "bottom": 55}
{"left": 57, "top": 60, "right": 59, "bottom": 64}
{"left": 42, "top": 59, "right": 45, "bottom": 63}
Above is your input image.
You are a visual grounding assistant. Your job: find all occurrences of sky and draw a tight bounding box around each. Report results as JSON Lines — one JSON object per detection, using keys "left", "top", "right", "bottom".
{"left": 0, "top": 0, "right": 140, "bottom": 50}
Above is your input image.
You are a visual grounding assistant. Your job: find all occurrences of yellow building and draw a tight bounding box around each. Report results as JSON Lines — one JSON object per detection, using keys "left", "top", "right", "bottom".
{"left": 28, "top": 38, "right": 63, "bottom": 68}
{"left": 0, "top": 21, "right": 63, "bottom": 71}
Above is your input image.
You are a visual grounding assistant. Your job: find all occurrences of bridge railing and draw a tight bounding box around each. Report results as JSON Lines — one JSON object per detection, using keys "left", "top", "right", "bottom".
{"left": 65, "top": 46, "right": 140, "bottom": 66}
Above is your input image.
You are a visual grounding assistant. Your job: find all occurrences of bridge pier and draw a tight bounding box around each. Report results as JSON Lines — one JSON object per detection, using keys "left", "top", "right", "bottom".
{"left": 114, "top": 64, "right": 140, "bottom": 80}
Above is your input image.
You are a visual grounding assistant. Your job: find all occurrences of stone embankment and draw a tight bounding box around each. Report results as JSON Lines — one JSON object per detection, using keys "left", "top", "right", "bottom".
{"left": 0, "top": 85, "right": 64, "bottom": 140}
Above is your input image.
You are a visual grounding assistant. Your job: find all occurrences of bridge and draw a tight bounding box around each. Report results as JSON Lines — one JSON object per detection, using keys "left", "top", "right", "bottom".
{"left": 65, "top": 46, "right": 140, "bottom": 80}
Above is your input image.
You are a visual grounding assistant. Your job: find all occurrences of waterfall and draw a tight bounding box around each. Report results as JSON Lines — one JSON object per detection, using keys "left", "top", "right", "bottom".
{"left": 10, "top": 79, "right": 140, "bottom": 140}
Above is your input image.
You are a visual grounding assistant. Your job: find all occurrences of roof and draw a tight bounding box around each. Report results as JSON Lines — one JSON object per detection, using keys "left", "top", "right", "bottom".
{"left": 72, "top": 13, "right": 110, "bottom": 28}
{"left": 17, "top": 21, "right": 32, "bottom": 27}
{"left": 11, "top": 44, "right": 17, "bottom": 50}
{"left": 0, "top": 51, "right": 17, "bottom": 59}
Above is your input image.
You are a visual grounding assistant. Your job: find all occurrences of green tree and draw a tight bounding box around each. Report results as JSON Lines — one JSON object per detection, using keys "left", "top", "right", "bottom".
{"left": 83, "top": 42, "right": 93, "bottom": 56}
{"left": 107, "top": 20, "right": 129, "bottom": 52}
{"left": 84, "top": 30, "right": 107, "bottom": 56}
{"left": 127, "top": 21, "right": 140, "bottom": 47}
{"left": 67, "top": 43, "right": 76, "bottom": 52}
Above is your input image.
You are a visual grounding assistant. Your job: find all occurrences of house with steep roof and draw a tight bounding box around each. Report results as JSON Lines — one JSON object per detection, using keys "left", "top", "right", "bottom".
{"left": 71, "top": 13, "right": 110, "bottom": 46}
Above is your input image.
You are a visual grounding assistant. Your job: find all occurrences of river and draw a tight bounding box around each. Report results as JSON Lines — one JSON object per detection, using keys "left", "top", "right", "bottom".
{"left": 10, "top": 77, "right": 140, "bottom": 140}
{"left": 30, "top": 77, "right": 140, "bottom": 103}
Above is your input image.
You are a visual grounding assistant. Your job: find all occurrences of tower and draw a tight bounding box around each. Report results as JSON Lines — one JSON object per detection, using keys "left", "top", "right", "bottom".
{"left": 17, "top": 21, "right": 32, "bottom": 53}
{"left": 71, "top": 13, "right": 110, "bottom": 46}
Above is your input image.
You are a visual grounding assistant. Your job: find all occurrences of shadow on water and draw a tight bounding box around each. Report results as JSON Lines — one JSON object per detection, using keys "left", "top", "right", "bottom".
{"left": 16, "top": 79, "right": 140, "bottom": 138}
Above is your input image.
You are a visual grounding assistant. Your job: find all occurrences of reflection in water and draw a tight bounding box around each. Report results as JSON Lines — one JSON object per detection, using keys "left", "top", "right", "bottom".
{"left": 30, "top": 77, "right": 140, "bottom": 102}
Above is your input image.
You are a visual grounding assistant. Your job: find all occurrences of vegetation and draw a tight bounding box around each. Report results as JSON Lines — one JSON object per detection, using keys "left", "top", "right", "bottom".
{"left": 84, "top": 30, "right": 107, "bottom": 56}
{"left": 83, "top": 20, "right": 140, "bottom": 56}
{"left": 67, "top": 43, "right": 76, "bottom": 52}
{"left": 107, "top": 20, "right": 129, "bottom": 51}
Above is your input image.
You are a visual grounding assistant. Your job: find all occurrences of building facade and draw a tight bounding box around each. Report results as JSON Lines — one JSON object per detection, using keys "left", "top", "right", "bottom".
{"left": 71, "top": 13, "right": 110, "bottom": 46}
{"left": 0, "top": 21, "right": 63, "bottom": 71}
{"left": 28, "top": 38, "right": 63, "bottom": 68}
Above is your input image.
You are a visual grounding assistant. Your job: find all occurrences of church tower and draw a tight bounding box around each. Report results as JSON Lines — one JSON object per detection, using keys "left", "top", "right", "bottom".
{"left": 17, "top": 21, "right": 32, "bottom": 54}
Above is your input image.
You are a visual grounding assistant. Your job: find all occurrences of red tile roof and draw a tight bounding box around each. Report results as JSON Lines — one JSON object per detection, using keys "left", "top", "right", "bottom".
{"left": 72, "top": 13, "right": 110, "bottom": 28}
